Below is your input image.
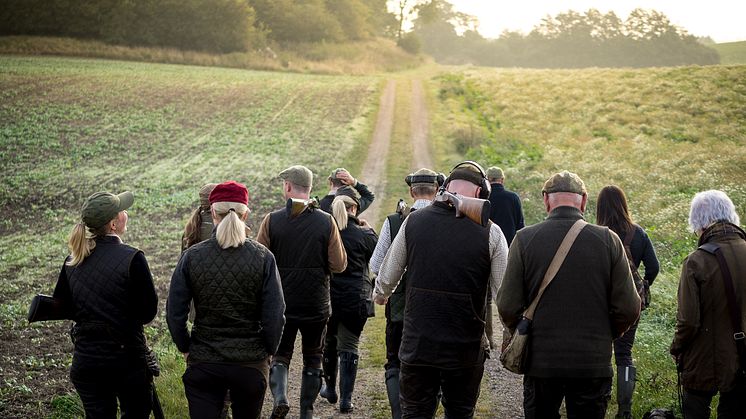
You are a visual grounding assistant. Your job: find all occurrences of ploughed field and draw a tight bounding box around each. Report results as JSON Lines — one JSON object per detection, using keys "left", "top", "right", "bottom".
{"left": 0, "top": 56, "right": 378, "bottom": 418}
{"left": 429, "top": 64, "right": 746, "bottom": 417}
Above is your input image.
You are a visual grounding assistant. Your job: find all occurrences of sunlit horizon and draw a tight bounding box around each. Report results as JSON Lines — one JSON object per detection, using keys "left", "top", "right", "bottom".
{"left": 446, "top": 0, "right": 746, "bottom": 43}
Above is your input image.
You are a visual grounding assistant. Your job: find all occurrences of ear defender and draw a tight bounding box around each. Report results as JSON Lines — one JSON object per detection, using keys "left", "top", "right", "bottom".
{"left": 443, "top": 161, "right": 491, "bottom": 200}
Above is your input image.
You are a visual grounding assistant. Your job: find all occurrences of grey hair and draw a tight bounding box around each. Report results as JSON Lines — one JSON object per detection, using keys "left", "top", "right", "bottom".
{"left": 688, "top": 190, "right": 740, "bottom": 233}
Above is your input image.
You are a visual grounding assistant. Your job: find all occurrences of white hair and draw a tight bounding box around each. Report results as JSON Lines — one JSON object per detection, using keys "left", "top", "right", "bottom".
{"left": 688, "top": 190, "right": 740, "bottom": 233}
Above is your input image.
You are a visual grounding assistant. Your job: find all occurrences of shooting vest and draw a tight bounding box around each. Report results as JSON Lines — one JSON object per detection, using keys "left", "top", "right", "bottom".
{"left": 385, "top": 209, "right": 413, "bottom": 322}
{"left": 186, "top": 237, "right": 267, "bottom": 363}
{"left": 400, "top": 201, "right": 491, "bottom": 368}
{"left": 65, "top": 236, "right": 145, "bottom": 362}
{"left": 268, "top": 208, "right": 334, "bottom": 322}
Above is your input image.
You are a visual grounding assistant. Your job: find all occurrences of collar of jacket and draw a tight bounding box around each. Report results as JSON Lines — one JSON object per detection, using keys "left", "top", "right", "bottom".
{"left": 546, "top": 206, "right": 584, "bottom": 221}
{"left": 490, "top": 183, "right": 505, "bottom": 191}
{"left": 698, "top": 221, "right": 746, "bottom": 246}
{"left": 97, "top": 235, "right": 123, "bottom": 244}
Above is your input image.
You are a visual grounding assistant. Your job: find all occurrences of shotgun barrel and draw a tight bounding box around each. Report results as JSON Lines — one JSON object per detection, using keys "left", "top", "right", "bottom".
{"left": 434, "top": 191, "right": 491, "bottom": 227}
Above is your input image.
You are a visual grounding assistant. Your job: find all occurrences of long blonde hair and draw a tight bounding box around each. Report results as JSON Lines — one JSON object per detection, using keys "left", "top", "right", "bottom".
{"left": 332, "top": 195, "right": 357, "bottom": 231}
{"left": 212, "top": 201, "right": 249, "bottom": 248}
{"left": 67, "top": 223, "right": 109, "bottom": 266}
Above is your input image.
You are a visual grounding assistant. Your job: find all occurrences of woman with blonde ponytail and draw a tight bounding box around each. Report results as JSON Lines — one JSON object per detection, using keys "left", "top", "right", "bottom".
{"left": 167, "top": 180, "right": 286, "bottom": 419}
{"left": 319, "top": 193, "right": 378, "bottom": 413}
{"left": 52, "top": 190, "right": 158, "bottom": 418}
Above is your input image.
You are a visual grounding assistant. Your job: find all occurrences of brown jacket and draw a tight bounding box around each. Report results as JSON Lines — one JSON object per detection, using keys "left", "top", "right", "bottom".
{"left": 670, "top": 222, "right": 746, "bottom": 392}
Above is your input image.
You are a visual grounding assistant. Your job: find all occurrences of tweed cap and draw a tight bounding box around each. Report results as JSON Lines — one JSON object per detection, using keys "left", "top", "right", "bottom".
{"left": 486, "top": 166, "right": 504, "bottom": 180}
{"left": 81, "top": 191, "right": 134, "bottom": 229}
{"left": 198, "top": 183, "right": 218, "bottom": 209}
{"left": 336, "top": 185, "right": 361, "bottom": 207}
{"left": 542, "top": 171, "right": 587, "bottom": 195}
{"left": 328, "top": 167, "right": 348, "bottom": 180}
{"left": 279, "top": 165, "right": 313, "bottom": 188}
{"left": 407, "top": 168, "right": 439, "bottom": 186}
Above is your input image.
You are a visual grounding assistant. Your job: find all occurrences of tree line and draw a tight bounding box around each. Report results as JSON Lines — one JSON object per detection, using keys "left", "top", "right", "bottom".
{"left": 0, "top": 0, "right": 396, "bottom": 54}
{"left": 407, "top": 1, "right": 720, "bottom": 67}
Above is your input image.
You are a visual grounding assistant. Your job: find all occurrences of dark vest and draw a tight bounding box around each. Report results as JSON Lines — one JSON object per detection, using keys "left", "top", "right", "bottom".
{"left": 268, "top": 207, "right": 333, "bottom": 322}
{"left": 65, "top": 236, "right": 143, "bottom": 362}
{"left": 400, "top": 202, "right": 491, "bottom": 368}
{"left": 385, "top": 211, "right": 410, "bottom": 322}
{"left": 186, "top": 237, "right": 267, "bottom": 363}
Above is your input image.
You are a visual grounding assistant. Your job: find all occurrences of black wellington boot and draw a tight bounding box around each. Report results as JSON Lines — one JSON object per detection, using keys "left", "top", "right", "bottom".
{"left": 319, "top": 350, "right": 339, "bottom": 404}
{"left": 269, "top": 362, "right": 289, "bottom": 419}
{"left": 615, "top": 365, "right": 636, "bottom": 419}
{"left": 385, "top": 367, "right": 402, "bottom": 419}
{"left": 338, "top": 352, "right": 359, "bottom": 414}
{"left": 299, "top": 366, "right": 323, "bottom": 419}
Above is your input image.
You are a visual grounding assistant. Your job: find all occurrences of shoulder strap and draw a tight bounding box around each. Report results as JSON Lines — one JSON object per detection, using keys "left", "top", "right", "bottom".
{"left": 697, "top": 242, "right": 746, "bottom": 368}
{"left": 524, "top": 219, "right": 587, "bottom": 320}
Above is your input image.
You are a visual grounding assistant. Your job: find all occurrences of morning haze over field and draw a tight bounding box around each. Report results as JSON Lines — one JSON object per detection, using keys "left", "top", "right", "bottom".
{"left": 0, "top": 0, "right": 744, "bottom": 418}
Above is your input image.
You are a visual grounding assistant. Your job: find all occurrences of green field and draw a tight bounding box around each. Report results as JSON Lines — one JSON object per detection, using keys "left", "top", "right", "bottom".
{"left": 2, "top": 55, "right": 745, "bottom": 418}
{"left": 713, "top": 41, "right": 746, "bottom": 64}
{"left": 429, "top": 65, "right": 746, "bottom": 416}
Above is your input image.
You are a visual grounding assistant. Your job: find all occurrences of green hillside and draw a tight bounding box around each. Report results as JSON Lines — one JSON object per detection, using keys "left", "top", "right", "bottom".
{"left": 713, "top": 40, "right": 746, "bottom": 64}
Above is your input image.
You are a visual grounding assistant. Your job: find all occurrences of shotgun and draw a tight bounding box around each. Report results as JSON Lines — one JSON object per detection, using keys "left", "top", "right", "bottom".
{"left": 434, "top": 191, "right": 491, "bottom": 227}
{"left": 285, "top": 197, "right": 320, "bottom": 218}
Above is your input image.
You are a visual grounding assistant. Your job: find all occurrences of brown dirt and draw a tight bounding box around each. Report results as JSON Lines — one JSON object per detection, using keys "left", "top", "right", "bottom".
{"left": 410, "top": 80, "right": 433, "bottom": 171}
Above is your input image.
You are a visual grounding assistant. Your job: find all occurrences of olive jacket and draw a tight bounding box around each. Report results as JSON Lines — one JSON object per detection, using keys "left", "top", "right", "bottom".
{"left": 670, "top": 222, "right": 746, "bottom": 392}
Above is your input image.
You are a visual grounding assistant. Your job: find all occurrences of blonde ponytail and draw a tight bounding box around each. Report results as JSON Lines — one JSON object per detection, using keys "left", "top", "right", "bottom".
{"left": 332, "top": 195, "right": 357, "bottom": 231}
{"left": 213, "top": 202, "right": 248, "bottom": 249}
{"left": 67, "top": 223, "right": 96, "bottom": 266}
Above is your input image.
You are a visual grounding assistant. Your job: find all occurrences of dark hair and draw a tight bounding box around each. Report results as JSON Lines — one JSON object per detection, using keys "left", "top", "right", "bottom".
{"left": 182, "top": 208, "right": 205, "bottom": 250}
{"left": 596, "top": 185, "right": 634, "bottom": 236}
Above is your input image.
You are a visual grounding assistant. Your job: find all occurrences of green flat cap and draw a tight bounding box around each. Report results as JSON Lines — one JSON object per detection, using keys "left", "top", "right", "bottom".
{"left": 486, "top": 166, "right": 504, "bottom": 180}
{"left": 81, "top": 191, "right": 134, "bottom": 228}
{"left": 542, "top": 171, "right": 587, "bottom": 195}
{"left": 279, "top": 165, "right": 313, "bottom": 188}
{"left": 329, "top": 167, "right": 348, "bottom": 180}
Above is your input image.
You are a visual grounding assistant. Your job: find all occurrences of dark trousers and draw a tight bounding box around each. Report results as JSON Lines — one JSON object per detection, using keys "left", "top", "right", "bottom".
{"left": 274, "top": 319, "right": 327, "bottom": 368}
{"left": 183, "top": 362, "right": 267, "bottom": 419}
{"left": 400, "top": 362, "right": 484, "bottom": 418}
{"left": 70, "top": 361, "right": 152, "bottom": 419}
{"left": 385, "top": 320, "right": 404, "bottom": 370}
{"left": 613, "top": 322, "right": 638, "bottom": 366}
{"left": 682, "top": 381, "right": 746, "bottom": 419}
{"left": 523, "top": 376, "right": 612, "bottom": 419}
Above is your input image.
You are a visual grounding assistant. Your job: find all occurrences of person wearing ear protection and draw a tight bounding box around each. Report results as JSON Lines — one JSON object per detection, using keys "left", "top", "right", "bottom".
{"left": 369, "top": 167, "right": 442, "bottom": 419}
{"left": 373, "top": 161, "right": 509, "bottom": 418}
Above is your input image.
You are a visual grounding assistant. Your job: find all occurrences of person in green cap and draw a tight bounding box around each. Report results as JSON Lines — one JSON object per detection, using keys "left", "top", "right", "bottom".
{"left": 319, "top": 168, "right": 375, "bottom": 215}
{"left": 51, "top": 190, "right": 159, "bottom": 418}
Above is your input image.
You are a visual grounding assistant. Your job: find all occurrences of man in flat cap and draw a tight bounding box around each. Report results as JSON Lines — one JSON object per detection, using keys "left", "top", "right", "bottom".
{"left": 319, "top": 168, "right": 375, "bottom": 215}
{"left": 497, "top": 170, "right": 640, "bottom": 419}
{"left": 374, "top": 161, "right": 509, "bottom": 418}
{"left": 256, "top": 165, "right": 347, "bottom": 419}
{"left": 369, "top": 167, "right": 442, "bottom": 419}
{"left": 486, "top": 166, "right": 524, "bottom": 246}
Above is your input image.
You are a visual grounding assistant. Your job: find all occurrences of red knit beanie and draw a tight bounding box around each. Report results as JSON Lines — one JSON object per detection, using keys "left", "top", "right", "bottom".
{"left": 209, "top": 181, "right": 249, "bottom": 205}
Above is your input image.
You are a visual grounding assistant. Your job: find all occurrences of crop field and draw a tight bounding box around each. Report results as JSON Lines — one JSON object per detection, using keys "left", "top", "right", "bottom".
{"left": 713, "top": 41, "right": 746, "bottom": 65}
{"left": 429, "top": 64, "right": 746, "bottom": 417}
{"left": 0, "top": 56, "right": 380, "bottom": 417}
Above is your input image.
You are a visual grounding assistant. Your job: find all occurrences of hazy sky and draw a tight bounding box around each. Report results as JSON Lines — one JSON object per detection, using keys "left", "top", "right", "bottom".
{"left": 446, "top": 1, "right": 746, "bottom": 43}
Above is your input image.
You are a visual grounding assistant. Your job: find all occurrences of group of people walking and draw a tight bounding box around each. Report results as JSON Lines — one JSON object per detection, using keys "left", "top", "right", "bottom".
{"left": 48, "top": 159, "right": 745, "bottom": 419}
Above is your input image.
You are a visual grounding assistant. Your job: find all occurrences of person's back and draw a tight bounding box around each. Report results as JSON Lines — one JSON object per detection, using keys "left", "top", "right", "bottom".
{"left": 265, "top": 206, "right": 335, "bottom": 322}
{"left": 486, "top": 167, "right": 524, "bottom": 245}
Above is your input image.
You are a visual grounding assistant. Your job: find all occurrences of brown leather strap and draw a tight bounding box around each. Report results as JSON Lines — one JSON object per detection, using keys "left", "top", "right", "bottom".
{"left": 524, "top": 219, "right": 587, "bottom": 320}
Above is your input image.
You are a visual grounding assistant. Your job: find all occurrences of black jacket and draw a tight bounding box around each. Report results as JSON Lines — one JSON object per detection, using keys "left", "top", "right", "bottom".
{"left": 320, "top": 181, "right": 375, "bottom": 214}
{"left": 488, "top": 183, "right": 524, "bottom": 245}
{"left": 330, "top": 216, "right": 378, "bottom": 333}
{"left": 617, "top": 224, "right": 660, "bottom": 285}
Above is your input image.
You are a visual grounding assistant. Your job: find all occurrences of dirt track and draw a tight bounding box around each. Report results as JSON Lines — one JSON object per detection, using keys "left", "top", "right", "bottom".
{"left": 259, "top": 78, "right": 525, "bottom": 418}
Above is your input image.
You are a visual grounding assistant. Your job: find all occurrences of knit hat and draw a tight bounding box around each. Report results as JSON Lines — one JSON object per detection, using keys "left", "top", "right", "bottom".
{"left": 199, "top": 183, "right": 218, "bottom": 210}
{"left": 209, "top": 181, "right": 249, "bottom": 205}
{"left": 542, "top": 171, "right": 587, "bottom": 195}
{"left": 81, "top": 191, "right": 134, "bottom": 229}
{"left": 486, "top": 166, "right": 504, "bottom": 180}
{"left": 279, "top": 165, "right": 313, "bottom": 188}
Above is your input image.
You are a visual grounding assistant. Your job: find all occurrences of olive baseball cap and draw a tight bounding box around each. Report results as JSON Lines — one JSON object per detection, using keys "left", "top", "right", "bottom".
{"left": 486, "top": 166, "right": 504, "bottom": 180}
{"left": 279, "top": 165, "right": 313, "bottom": 188}
{"left": 542, "top": 171, "right": 587, "bottom": 195}
{"left": 81, "top": 191, "right": 134, "bottom": 228}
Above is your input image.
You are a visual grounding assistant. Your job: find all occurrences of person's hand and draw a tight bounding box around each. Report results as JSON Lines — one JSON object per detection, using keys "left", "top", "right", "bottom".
{"left": 336, "top": 170, "right": 356, "bottom": 186}
{"left": 374, "top": 294, "right": 388, "bottom": 305}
